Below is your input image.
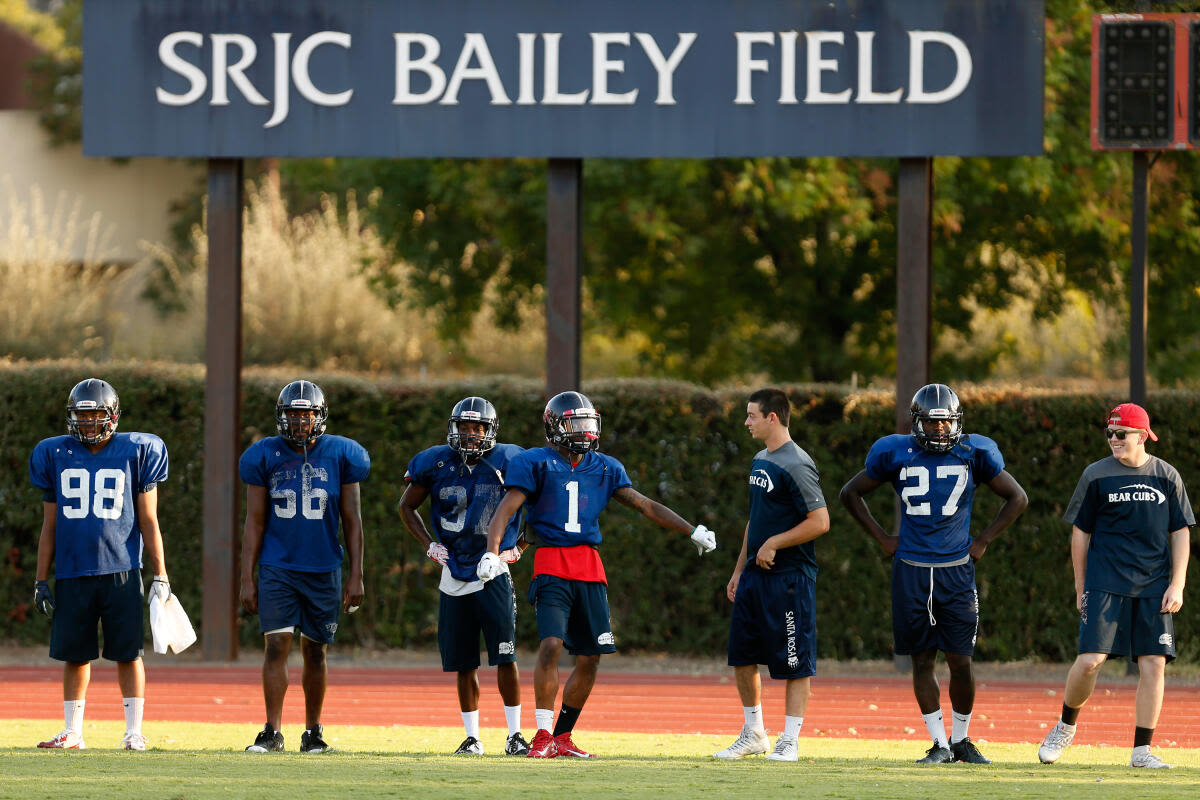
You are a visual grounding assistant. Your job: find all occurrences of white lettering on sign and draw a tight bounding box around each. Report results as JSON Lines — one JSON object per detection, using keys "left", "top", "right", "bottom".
{"left": 156, "top": 31, "right": 354, "bottom": 128}
{"left": 734, "top": 29, "right": 972, "bottom": 106}
{"left": 156, "top": 28, "right": 972, "bottom": 124}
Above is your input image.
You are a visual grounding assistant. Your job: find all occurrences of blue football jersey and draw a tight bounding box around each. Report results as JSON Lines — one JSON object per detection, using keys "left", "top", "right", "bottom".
{"left": 503, "top": 447, "right": 632, "bottom": 547}
{"left": 746, "top": 440, "right": 826, "bottom": 578}
{"left": 29, "top": 432, "right": 169, "bottom": 579}
{"left": 239, "top": 434, "right": 370, "bottom": 572}
{"left": 405, "top": 443, "right": 524, "bottom": 581}
{"left": 864, "top": 433, "right": 1005, "bottom": 563}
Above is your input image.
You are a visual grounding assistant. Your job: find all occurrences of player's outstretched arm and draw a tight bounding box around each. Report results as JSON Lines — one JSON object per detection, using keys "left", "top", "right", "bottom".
{"left": 340, "top": 482, "right": 365, "bottom": 613}
{"left": 612, "top": 486, "right": 715, "bottom": 554}
{"left": 838, "top": 470, "right": 898, "bottom": 556}
{"left": 970, "top": 470, "right": 1029, "bottom": 562}
{"left": 239, "top": 485, "right": 268, "bottom": 614}
{"left": 486, "top": 488, "right": 527, "bottom": 555}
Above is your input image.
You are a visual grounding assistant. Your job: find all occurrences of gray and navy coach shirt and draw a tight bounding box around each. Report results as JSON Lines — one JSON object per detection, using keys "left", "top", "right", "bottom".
{"left": 745, "top": 440, "right": 826, "bottom": 579}
{"left": 1064, "top": 455, "right": 1195, "bottom": 598}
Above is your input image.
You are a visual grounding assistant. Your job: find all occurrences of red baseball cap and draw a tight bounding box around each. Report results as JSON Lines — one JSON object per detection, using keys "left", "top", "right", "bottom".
{"left": 1108, "top": 403, "right": 1157, "bottom": 442}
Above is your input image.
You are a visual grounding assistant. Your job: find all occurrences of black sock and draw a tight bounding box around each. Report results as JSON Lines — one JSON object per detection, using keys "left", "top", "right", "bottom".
{"left": 1061, "top": 704, "right": 1081, "bottom": 726}
{"left": 553, "top": 704, "right": 582, "bottom": 736}
{"left": 1134, "top": 726, "right": 1154, "bottom": 748}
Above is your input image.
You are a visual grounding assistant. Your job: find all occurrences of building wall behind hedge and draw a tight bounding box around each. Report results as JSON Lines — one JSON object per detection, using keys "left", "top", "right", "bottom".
{"left": 2, "top": 363, "right": 1197, "bottom": 662}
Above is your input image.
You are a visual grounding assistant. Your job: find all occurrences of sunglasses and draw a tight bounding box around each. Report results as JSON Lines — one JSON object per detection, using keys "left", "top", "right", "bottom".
{"left": 1105, "top": 428, "right": 1140, "bottom": 440}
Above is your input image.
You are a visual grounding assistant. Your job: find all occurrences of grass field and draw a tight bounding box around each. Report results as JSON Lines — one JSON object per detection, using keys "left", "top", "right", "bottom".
{"left": 1, "top": 721, "right": 1196, "bottom": 800}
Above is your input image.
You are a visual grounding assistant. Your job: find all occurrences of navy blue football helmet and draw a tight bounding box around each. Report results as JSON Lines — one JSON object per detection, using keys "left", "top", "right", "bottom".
{"left": 910, "top": 383, "right": 963, "bottom": 453}
{"left": 447, "top": 396, "right": 498, "bottom": 457}
{"left": 66, "top": 378, "right": 120, "bottom": 445}
{"left": 543, "top": 391, "right": 601, "bottom": 454}
{"left": 276, "top": 380, "right": 328, "bottom": 447}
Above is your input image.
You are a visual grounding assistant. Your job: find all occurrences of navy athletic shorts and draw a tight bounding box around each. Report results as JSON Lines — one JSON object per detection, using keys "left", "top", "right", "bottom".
{"left": 891, "top": 559, "right": 978, "bottom": 656}
{"left": 438, "top": 573, "right": 519, "bottom": 672}
{"left": 1078, "top": 589, "right": 1177, "bottom": 663}
{"left": 50, "top": 570, "right": 145, "bottom": 663}
{"left": 257, "top": 563, "right": 341, "bottom": 644}
{"left": 528, "top": 574, "right": 616, "bottom": 655}
{"left": 727, "top": 568, "right": 817, "bottom": 680}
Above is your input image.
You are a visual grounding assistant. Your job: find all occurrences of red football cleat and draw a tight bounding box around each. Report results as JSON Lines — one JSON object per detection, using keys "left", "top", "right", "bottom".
{"left": 554, "top": 732, "right": 594, "bottom": 758}
{"left": 526, "top": 729, "right": 558, "bottom": 758}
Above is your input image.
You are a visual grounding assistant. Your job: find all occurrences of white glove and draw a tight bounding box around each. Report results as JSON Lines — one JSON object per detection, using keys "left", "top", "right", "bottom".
{"left": 476, "top": 551, "right": 503, "bottom": 582}
{"left": 427, "top": 541, "right": 449, "bottom": 565}
{"left": 148, "top": 575, "right": 171, "bottom": 605}
{"left": 690, "top": 525, "right": 717, "bottom": 555}
{"left": 499, "top": 546, "right": 522, "bottom": 564}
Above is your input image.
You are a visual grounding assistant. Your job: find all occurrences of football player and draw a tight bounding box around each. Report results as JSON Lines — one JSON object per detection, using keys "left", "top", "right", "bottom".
{"left": 31, "top": 378, "right": 171, "bottom": 751}
{"left": 840, "top": 383, "right": 1027, "bottom": 765}
{"left": 479, "top": 391, "right": 718, "bottom": 758}
{"left": 1037, "top": 402, "right": 1192, "bottom": 769}
{"left": 239, "top": 380, "right": 370, "bottom": 754}
{"left": 714, "top": 388, "right": 829, "bottom": 763}
{"left": 398, "top": 396, "right": 530, "bottom": 756}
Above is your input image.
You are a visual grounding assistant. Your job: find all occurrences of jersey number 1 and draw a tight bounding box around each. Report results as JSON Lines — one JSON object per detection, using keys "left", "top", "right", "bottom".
{"left": 564, "top": 480, "right": 581, "bottom": 533}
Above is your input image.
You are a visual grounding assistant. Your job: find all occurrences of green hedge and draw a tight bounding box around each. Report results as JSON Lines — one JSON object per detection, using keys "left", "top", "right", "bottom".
{"left": 2, "top": 363, "right": 1197, "bottom": 662}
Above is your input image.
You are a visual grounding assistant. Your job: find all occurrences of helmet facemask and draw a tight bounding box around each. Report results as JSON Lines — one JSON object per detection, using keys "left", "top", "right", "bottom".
{"left": 68, "top": 406, "right": 119, "bottom": 445}
{"left": 912, "top": 412, "right": 962, "bottom": 453}
{"left": 549, "top": 411, "right": 601, "bottom": 454}
{"left": 66, "top": 379, "right": 120, "bottom": 445}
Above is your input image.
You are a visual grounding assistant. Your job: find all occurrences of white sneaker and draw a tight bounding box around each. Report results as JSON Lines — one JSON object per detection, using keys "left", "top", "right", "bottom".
{"left": 37, "top": 729, "right": 85, "bottom": 750}
{"left": 1130, "top": 745, "right": 1173, "bottom": 769}
{"left": 765, "top": 734, "right": 798, "bottom": 762}
{"left": 713, "top": 726, "right": 769, "bottom": 760}
{"left": 122, "top": 732, "right": 148, "bottom": 751}
{"left": 1038, "top": 720, "right": 1076, "bottom": 764}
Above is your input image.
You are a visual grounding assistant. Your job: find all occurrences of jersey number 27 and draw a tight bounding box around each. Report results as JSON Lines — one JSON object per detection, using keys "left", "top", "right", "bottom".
{"left": 899, "top": 465, "right": 967, "bottom": 516}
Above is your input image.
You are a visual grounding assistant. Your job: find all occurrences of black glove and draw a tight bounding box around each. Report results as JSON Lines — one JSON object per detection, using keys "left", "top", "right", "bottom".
{"left": 34, "top": 580, "right": 55, "bottom": 617}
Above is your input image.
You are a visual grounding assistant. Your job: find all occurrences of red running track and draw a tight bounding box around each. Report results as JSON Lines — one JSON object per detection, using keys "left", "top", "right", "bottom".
{"left": 4, "top": 665, "right": 1200, "bottom": 747}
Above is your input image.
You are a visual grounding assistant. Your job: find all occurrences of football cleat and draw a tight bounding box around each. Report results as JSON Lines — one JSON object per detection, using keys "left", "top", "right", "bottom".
{"left": 1130, "top": 746, "right": 1173, "bottom": 769}
{"left": 950, "top": 738, "right": 990, "bottom": 764}
{"left": 505, "top": 731, "right": 530, "bottom": 756}
{"left": 916, "top": 742, "right": 953, "bottom": 764}
{"left": 121, "top": 732, "right": 148, "bottom": 751}
{"left": 765, "top": 734, "right": 799, "bottom": 762}
{"left": 526, "top": 729, "right": 558, "bottom": 758}
{"left": 553, "top": 732, "right": 594, "bottom": 758}
{"left": 1037, "top": 720, "right": 1076, "bottom": 764}
{"left": 245, "top": 725, "right": 284, "bottom": 753}
{"left": 37, "top": 729, "right": 85, "bottom": 750}
{"left": 453, "top": 736, "right": 484, "bottom": 755}
{"left": 300, "top": 724, "right": 330, "bottom": 753}
{"left": 713, "top": 726, "right": 770, "bottom": 760}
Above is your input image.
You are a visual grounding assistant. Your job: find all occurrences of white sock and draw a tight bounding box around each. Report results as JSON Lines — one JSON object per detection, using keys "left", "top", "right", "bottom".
{"left": 783, "top": 715, "right": 804, "bottom": 739}
{"left": 535, "top": 708, "right": 555, "bottom": 733}
{"left": 743, "top": 705, "right": 765, "bottom": 732}
{"left": 123, "top": 697, "right": 145, "bottom": 735}
{"left": 922, "top": 710, "right": 948, "bottom": 748}
{"left": 461, "top": 710, "right": 480, "bottom": 739}
{"left": 64, "top": 700, "right": 85, "bottom": 733}
{"left": 950, "top": 710, "right": 972, "bottom": 744}
{"left": 504, "top": 704, "right": 522, "bottom": 736}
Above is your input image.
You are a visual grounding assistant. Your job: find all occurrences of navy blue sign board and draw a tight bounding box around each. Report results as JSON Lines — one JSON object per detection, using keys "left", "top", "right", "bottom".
{"left": 83, "top": 0, "right": 1044, "bottom": 159}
